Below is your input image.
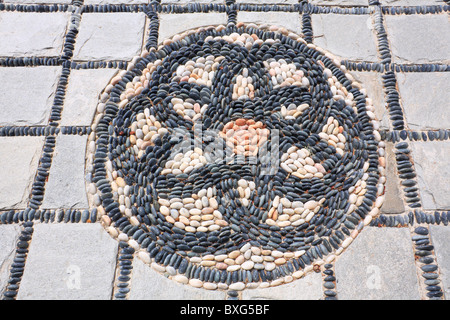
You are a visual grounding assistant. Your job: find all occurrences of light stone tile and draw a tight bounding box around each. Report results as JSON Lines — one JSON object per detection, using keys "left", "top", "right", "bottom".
{"left": 310, "top": 0, "right": 368, "bottom": 5}
{"left": 17, "top": 224, "right": 118, "bottom": 300}
{"left": 335, "top": 227, "right": 420, "bottom": 300}
{"left": 41, "top": 135, "right": 89, "bottom": 210}
{"left": 0, "top": 225, "right": 20, "bottom": 296}
{"left": 0, "top": 67, "right": 61, "bottom": 127}
{"left": 61, "top": 69, "right": 118, "bottom": 127}
{"left": 0, "top": 12, "right": 69, "bottom": 57}
{"left": 385, "top": 14, "right": 450, "bottom": 64}
{"left": 381, "top": 0, "right": 445, "bottom": 5}
{"left": 73, "top": 13, "right": 146, "bottom": 61}
{"left": 397, "top": 72, "right": 450, "bottom": 131}
{"left": 129, "top": 257, "right": 227, "bottom": 300}
{"left": 0, "top": 137, "right": 44, "bottom": 210}
{"left": 411, "top": 141, "right": 450, "bottom": 210}
{"left": 241, "top": 272, "right": 323, "bottom": 300}
{"left": 430, "top": 225, "right": 450, "bottom": 300}
{"left": 237, "top": 11, "right": 302, "bottom": 34}
{"left": 158, "top": 13, "right": 228, "bottom": 43}
{"left": 312, "top": 14, "right": 378, "bottom": 62}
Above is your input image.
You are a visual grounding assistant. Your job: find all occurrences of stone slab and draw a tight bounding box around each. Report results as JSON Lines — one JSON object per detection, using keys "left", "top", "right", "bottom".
{"left": 310, "top": 0, "right": 368, "bottom": 5}
{"left": 430, "top": 225, "right": 450, "bottom": 300}
{"left": 241, "top": 272, "right": 323, "bottom": 300}
{"left": 397, "top": 72, "right": 450, "bottom": 131}
{"left": 381, "top": 142, "right": 404, "bottom": 214}
{"left": 237, "top": 0, "right": 298, "bottom": 3}
{"left": 0, "top": 225, "right": 20, "bottom": 296}
{"left": 381, "top": 0, "right": 446, "bottom": 5}
{"left": 41, "top": 135, "right": 89, "bottom": 210}
{"left": 159, "top": 13, "right": 228, "bottom": 43}
{"left": 237, "top": 11, "right": 302, "bottom": 34}
{"left": 61, "top": 69, "right": 118, "bottom": 127}
{"left": 0, "top": 137, "right": 44, "bottom": 210}
{"left": 0, "top": 12, "right": 69, "bottom": 57}
{"left": 335, "top": 227, "right": 420, "bottom": 300}
{"left": 349, "top": 71, "right": 389, "bottom": 129}
{"left": 312, "top": 14, "right": 378, "bottom": 62}
{"left": 0, "top": 67, "right": 61, "bottom": 127}
{"left": 17, "top": 224, "right": 118, "bottom": 300}
{"left": 129, "top": 257, "right": 227, "bottom": 300}
{"left": 73, "top": 13, "right": 146, "bottom": 61}
{"left": 385, "top": 14, "right": 450, "bottom": 64}
{"left": 411, "top": 141, "right": 450, "bottom": 210}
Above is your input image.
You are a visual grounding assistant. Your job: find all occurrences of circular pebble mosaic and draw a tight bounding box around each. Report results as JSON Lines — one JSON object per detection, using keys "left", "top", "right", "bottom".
{"left": 86, "top": 23, "right": 386, "bottom": 291}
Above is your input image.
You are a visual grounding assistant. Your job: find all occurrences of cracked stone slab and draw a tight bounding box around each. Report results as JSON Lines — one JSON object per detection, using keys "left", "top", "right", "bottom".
{"left": 335, "top": 227, "right": 420, "bottom": 300}
{"left": 381, "top": 0, "right": 446, "bottom": 5}
{"left": 411, "top": 141, "right": 450, "bottom": 210}
{"left": 237, "top": 11, "right": 302, "bottom": 34}
{"left": 380, "top": 142, "right": 404, "bottom": 214}
{"left": 310, "top": 0, "right": 368, "bottom": 5}
{"left": 0, "top": 12, "right": 69, "bottom": 57}
{"left": 0, "top": 67, "right": 61, "bottom": 127}
{"left": 41, "top": 135, "right": 89, "bottom": 210}
{"left": 430, "top": 225, "right": 450, "bottom": 300}
{"left": 241, "top": 272, "right": 323, "bottom": 300}
{"left": 0, "top": 225, "right": 20, "bottom": 296}
{"left": 61, "top": 69, "right": 118, "bottom": 127}
{"left": 0, "top": 137, "right": 44, "bottom": 210}
{"left": 129, "top": 257, "right": 227, "bottom": 300}
{"left": 17, "top": 224, "right": 118, "bottom": 300}
{"left": 73, "top": 13, "right": 146, "bottom": 61}
{"left": 311, "top": 14, "right": 378, "bottom": 62}
{"left": 385, "top": 14, "right": 450, "bottom": 65}
{"left": 397, "top": 72, "right": 450, "bottom": 131}
{"left": 159, "top": 13, "right": 228, "bottom": 43}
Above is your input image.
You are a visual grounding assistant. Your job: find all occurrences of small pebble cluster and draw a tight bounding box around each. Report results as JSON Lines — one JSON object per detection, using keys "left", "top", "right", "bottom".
{"left": 87, "top": 23, "right": 386, "bottom": 291}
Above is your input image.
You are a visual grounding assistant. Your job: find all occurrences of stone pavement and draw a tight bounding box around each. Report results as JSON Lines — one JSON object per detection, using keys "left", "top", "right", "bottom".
{"left": 0, "top": 0, "right": 449, "bottom": 300}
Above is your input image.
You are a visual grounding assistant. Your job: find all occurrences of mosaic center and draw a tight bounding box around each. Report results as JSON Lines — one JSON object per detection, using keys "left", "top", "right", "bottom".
{"left": 87, "top": 23, "right": 386, "bottom": 290}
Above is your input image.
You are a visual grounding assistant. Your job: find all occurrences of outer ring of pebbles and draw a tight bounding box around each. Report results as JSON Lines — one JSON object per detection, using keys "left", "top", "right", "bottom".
{"left": 86, "top": 23, "right": 386, "bottom": 291}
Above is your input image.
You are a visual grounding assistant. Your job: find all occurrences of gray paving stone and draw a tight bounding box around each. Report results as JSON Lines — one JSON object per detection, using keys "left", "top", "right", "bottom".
{"left": 73, "top": 13, "right": 146, "bottom": 61}
{"left": 411, "top": 141, "right": 450, "bottom": 211}
{"left": 61, "top": 69, "right": 118, "bottom": 127}
{"left": 84, "top": 0, "right": 148, "bottom": 4}
{"left": 381, "top": 0, "right": 445, "bottom": 5}
{"left": 237, "top": 11, "right": 302, "bottom": 34}
{"left": 349, "top": 71, "right": 389, "bottom": 129}
{"left": 397, "top": 72, "right": 450, "bottom": 131}
{"left": 41, "top": 135, "right": 89, "bottom": 210}
{"left": 17, "top": 224, "right": 118, "bottom": 300}
{"left": 0, "top": 12, "right": 69, "bottom": 57}
{"left": 0, "top": 137, "right": 44, "bottom": 210}
{"left": 0, "top": 225, "right": 20, "bottom": 296}
{"left": 0, "top": 67, "right": 61, "bottom": 127}
{"left": 312, "top": 14, "right": 378, "bottom": 62}
{"left": 241, "top": 272, "right": 323, "bottom": 300}
{"left": 129, "top": 257, "right": 227, "bottom": 300}
{"left": 159, "top": 13, "right": 228, "bottom": 43}
{"left": 430, "top": 225, "right": 450, "bottom": 300}
{"left": 385, "top": 14, "right": 450, "bottom": 65}
{"left": 381, "top": 142, "right": 405, "bottom": 214}
{"left": 236, "top": 0, "right": 298, "bottom": 3}
{"left": 335, "top": 227, "right": 420, "bottom": 300}
{"left": 310, "top": 0, "right": 368, "bottom": 5}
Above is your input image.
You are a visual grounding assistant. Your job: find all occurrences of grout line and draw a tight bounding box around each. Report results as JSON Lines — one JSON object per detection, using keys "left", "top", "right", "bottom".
{"left": 111, "top": 241, "right": 135, "bottom": 300}
{"left": 322, "top": 262, "right": 338, "bottom": 300}
{"left": 1, "top": 222, "right": 34, "bottom": 300}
